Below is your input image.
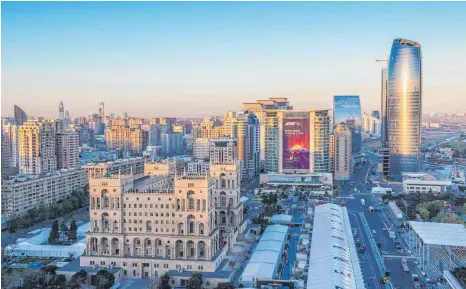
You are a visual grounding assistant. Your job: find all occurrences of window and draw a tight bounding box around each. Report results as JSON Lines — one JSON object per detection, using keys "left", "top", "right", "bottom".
{"left": 123, "top": 262, "right": 127, "bottom": 266}
{"left": 90, "top": 261, "right": 95, "bottom": 265}
{"left": 164, "top": 264, "right": 168, "bottom": 268}
{"left": 101, "top": 261, "right": 105, "bottom": 265}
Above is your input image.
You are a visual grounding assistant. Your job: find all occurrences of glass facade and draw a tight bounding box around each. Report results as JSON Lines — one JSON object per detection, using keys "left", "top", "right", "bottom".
{"left": 333, "top": 95, "right": 362, "bottom": 154}
{"left": 387, "top": 38, "right": 422, "bottom": 179}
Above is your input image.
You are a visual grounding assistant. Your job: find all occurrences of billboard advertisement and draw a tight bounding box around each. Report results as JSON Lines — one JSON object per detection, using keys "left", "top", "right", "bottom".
{"left": 333, "top": 95, "right": 362, "bottom": 129}
{"left": 282, "top": 112, "right": 310, "bottom": 171}
{"left": 334, "top": 95, "right": 362, "bottom": 153}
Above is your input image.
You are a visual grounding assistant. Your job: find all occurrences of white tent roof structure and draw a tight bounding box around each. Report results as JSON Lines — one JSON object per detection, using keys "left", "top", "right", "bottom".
{"left": 307, "top": 204, "right": 365, "bottom": 289}
{"left": 240, "top": 224, "right": 288, "bottom": 284}
{"left": 408, "top": 221, "right": 466, "bottom": 247}
{"left": 271, "top": 214, "right": 293, "bottom": 224}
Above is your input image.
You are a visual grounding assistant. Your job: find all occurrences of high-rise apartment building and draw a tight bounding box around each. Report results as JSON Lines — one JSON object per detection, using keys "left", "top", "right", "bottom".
{"left": 193, "top": 138, "right": 210, "bottom": 160}
{"left": 1, "top": 130, "right": 12, "bottom": 177}
{"left": 56, "top": 131, "right": 80, "bottom": 170}
{"left": 309, "top": 110, "right": 331, "bottom": 173}
{"left": 387, "top": 38, "right": 422, "bottom": 179}
{"left": 223, "top": 111, "right": 237, "bottom": 137}
{"left": 14, "top": 105, "right": 28, "bottom": 126}
{"left": 192, "top": 118, "right": 225, "bottom": 156}
{"left": 142, "top": 124, "right": 168, "bottom": 146}
{"left": 242, "top": 97, "right": 293, "bottom": 169}
{"left": 333, "top": 123, "right": 352, "bottom": 180}
{"left": 2, "top": 123, "right": 19, "bottom": 168}
{"left": 234, "top": 111, "right": 260, "bottom": 180}
{"left": 18, "top": 119, "right": 57, "bottom": 175}
{"left": 333, "top": 96, "right": 362, "bottom": 154}
{"left": 105, "top": 125, "right": 144, "bottom": 156}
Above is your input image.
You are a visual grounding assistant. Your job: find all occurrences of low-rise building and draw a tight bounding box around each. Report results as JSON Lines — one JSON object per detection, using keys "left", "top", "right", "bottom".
{"left": 1, "top": 168, "right": 88, "bottom": 217}
{"left": 83, "top": 157, "right": 145, "bottom": 179}
{"left": 402, "top": 172, "right": 452, "bottom": 194}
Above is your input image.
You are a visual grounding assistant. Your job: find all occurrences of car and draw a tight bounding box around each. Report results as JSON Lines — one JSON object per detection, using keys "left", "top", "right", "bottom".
{"left": 372, "top": 230, "right": 376, "bottom": 235}
{"left": 382, "top": 228, "right": 387, "bottom": 231}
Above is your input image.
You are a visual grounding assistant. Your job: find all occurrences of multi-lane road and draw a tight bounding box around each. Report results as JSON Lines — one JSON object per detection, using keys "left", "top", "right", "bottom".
{"left": 340, "top": 155, "right": 422, "bottom": 289}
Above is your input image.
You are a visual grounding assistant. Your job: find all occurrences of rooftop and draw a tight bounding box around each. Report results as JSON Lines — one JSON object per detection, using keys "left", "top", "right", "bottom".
{"left": 57, "top": 258, "right": 121, "bottom": 274}
{"left": 402, "top": 172, "right": 449, "bottom": 182}
{"left": 408, "top": 221, "right": 466, "bottom": 247}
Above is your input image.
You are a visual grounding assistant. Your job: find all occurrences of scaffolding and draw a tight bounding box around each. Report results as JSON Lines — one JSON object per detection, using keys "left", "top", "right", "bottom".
{"left": 405, "top": 221, "right": 466, "bottom": 280}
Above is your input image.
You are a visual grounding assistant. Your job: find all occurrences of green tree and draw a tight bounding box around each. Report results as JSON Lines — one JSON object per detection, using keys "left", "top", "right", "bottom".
{"left": 49, "top": 221, "right": 59, "bottom": 244}
{"left": 159, "top": 272, "right": 171, "bottom": 289}
{"left": 452, "top": 267, "right": 466, "bottom": 287}
{"left": 215, "top": 282, "right": 235, "bottom": 289}
{"left": 92, "top": 270, "right": 115, "bottom": 289}
{"left": 69, "top": 219, "right": 78, "bottom": 241}
{"left": 69, "top": 269, "right": 88, "bottom": 288}
{"left": 186, "top": 273, "right": 203, "bottom": 289}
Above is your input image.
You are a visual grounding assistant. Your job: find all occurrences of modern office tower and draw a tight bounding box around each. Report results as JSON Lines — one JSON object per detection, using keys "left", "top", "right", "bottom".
{"left": 242, "top": 97, "right": 293, "bottom": 168}
{"left": 99, "top": 102, "right": 105, "bottom": 118}
{"left": 2, "top": 123, "right": 19, "bottom": 168}
{"left": 387, "top": 38, "right": 422, "bottom": 179}
{"left": 83, "top": 157, "right": 145, "bottom": 179}
{"left": 362, "top": 112, "right": 381, "bottom": 136}
{"left": 378, "top": 67, "right": 390, "bottom": 178}
{"left": 59, "top": 101, "right": 65, "bottom": 119}
{"left": 161, "top": 132, "right": 184, "bottom": 155}
{"left": 105, "top": 125, "right": 144, "bottom": 156}
{"left": 372, "top": 110, "right": 380, "bottom": 119}
{"left": 14, "top": 105, "right": 28, "bottom": 126}
{"left": 264, "top": 110, "right": 280, "bottom": 173}
{"left": 223, "top": 111, "right": 237, "bottom": 137}
{"left": 333, "top": 96, "right": 362, "bottom": 154}
{"left": 233, "top": 111, "right": 260, "bottom": 180}
{"left": 56, "top": 131, "right": 80, "bottom": 170}
{"left": 81, "top": 171, "right": 243, "bottom": 281}
{"left": 209, "top": 139, "right": 237, "bottom": 164}
{"left": 193, "top": 138, "right": 210, "bottom": 160}
{"left": 333, "top": 123, "right": 352, "bottom": 180}
{"left": 1, "top": 168, "right": 87, "bottom": 217}
{"left": 18, "top": 119, "right": 57, "bottom": 175}
{"left": 310, "top": 110, "right": 331, "bottom": 173}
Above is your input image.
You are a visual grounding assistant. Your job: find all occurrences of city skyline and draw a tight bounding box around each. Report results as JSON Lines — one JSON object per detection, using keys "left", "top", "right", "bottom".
{"left": 2, "top": 2, "right": 466, "bottom": 118}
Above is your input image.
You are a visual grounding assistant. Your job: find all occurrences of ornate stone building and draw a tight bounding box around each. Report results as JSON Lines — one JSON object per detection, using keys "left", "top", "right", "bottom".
{"left": 81, "top": 164, "right": 244, "bottom": 280}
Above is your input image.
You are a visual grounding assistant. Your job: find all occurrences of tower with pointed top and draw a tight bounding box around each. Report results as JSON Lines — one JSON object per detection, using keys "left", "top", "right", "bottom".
{"left": 59, "top": 101, "right": 65, "bottom": 119}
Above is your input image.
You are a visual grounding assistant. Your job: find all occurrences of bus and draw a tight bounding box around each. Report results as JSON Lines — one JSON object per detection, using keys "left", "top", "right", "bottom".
{"left": 401, "top": 258, "right": 410, "bottom": 272}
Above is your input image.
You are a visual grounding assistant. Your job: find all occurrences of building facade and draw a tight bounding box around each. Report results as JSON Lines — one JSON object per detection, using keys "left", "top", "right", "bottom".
{"left": 1, "top": 168, "right": 88, "bottom": 217}
{"left": 81, "top": 170, "right": 242, "bottom": 280}
{"left": 2, "top": 123, "right": 19, "bottom": 168}
{"left": 333, "top": 96, "right": 362, "bottom": 154}
{"left": 362, "top": 113, "right": 381, "bottom": 136}
{"left": 14, "top": 105, "right": 28, "bottom": 126}
{"left": 56, "top": 131, "right": 80, "bottom": 170}
{"left": 83, "top": 157, "right": 145, "bottom": 179}
{"left": 209, "top": 139, "right": 237, "bottom": 165}
{"left": 309, "top": 110, "right": 331, "bottom": 173}
{"left": 18, "top": 119, "right": 57, "bottom": 175}
{"left": 105, "top": 125, "right": 144, "bottom": 156}
{"left": 387, "top": 38, "right": 422, "bottom": 179}
{"left": 333, "top": 123, "right": 352, "bottom": 180}
{"left": 234, "top": 111, "right": 260, "bottom": 180}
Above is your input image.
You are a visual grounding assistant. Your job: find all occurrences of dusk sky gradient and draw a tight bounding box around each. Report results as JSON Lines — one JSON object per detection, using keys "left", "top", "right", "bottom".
{"left": 2, "top": 1, "right": 466, "bottom": 118}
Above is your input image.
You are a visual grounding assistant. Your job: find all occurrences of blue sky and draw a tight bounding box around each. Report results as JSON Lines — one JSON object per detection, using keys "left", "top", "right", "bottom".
{"left": 2, "top": 1, "right": 466, "bottom": 118}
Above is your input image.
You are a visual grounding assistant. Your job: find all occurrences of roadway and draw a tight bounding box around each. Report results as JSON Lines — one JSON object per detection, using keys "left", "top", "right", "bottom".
{"left": 341, "top": 155, "right": 419, "bottom": 289}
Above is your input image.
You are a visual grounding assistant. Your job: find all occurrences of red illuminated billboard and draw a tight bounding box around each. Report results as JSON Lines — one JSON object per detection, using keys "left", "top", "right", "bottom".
{"left": 282, "top": 114, "right": 310, "bottom": 171}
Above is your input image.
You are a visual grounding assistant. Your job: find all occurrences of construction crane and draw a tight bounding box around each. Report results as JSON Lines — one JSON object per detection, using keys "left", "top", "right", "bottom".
{"left": 376, "top": 59, "right": 388, "bottom": 63}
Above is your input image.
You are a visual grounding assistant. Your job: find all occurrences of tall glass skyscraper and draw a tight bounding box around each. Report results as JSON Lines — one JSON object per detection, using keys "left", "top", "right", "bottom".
{"left": 333, "top": 95, "right": 362, "bottom": 154}
{"left": 387, "top": 38, "right": 422, "bottom": 179}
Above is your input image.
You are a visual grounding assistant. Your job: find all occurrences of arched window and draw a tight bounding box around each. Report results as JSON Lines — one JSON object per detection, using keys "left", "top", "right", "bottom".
{"left": 189, "top": 199, "right": 194, "bottom": 210}
{"left": 220, "top": 192, "right": 226, "bottom": 207}
{"left": 116, "top": 198, "right": 120, "bottom": 209}
{"left": 197, "top": 199, "right": 200, "bottom": 211}
{"left": 113, "top": 220, "right": 119, "bottom": 232}
{"left": 229, "top": 198, "right": 234, "bottom": 207}
{"left": 176, "top": 199, "right": 181, "bottom": 210}
{"left": 96, "top": 198, "right": 100, "bottom": 209}
{"left": 202, "top": 199, "right": 206, "bottom": 211}
{"left": 91, "top": 197, "right": 95, "bottom": 209}
{"left": 93, "top": 220, "right": 99, "bottom": 232}
{"left": 178, "top": 223, "right": 184, "bottom": 234}
{"left": 104, "top": 219, "right": 109, "bottom": 231}
{"left": 104, "top": 196, "right": 109, "bottom": 209}
{"left": 111, "top": 197, "right": 115, "bottom": 209}
{"left": 189, "top": 222, "right": 195, "bottom": 234}
{"left": 199, "top": 223, "right": 205, "bottom": 235}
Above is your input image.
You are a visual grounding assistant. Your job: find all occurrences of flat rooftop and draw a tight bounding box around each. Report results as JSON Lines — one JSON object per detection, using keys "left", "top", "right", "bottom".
{"left": 408, "top": 221, "right": 466, "bottom": 247}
